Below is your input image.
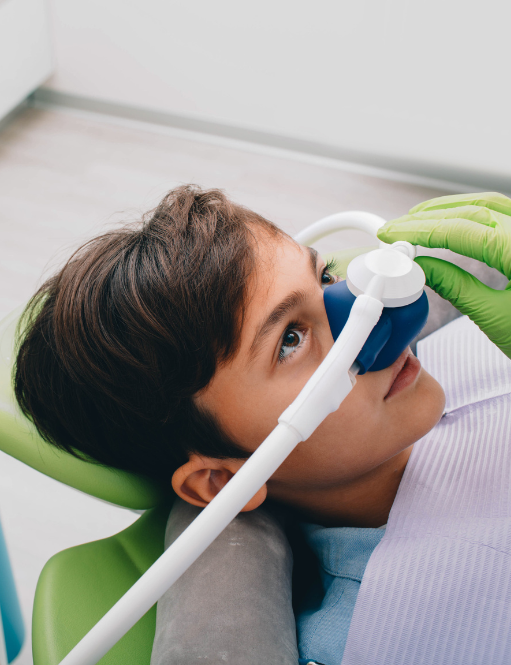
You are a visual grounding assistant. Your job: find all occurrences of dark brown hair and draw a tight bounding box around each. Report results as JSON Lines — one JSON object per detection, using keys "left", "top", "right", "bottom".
{"left": 14, "top": 186, "right": 282, "bottom": 484}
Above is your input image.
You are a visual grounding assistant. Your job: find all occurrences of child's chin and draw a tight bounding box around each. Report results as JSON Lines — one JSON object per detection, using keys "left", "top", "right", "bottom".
{"left": 414, "top": 370, "right": 446, "bottom": 432}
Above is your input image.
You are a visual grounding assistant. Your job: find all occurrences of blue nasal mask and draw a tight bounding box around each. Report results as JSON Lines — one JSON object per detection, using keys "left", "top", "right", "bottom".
{"left": 325, "top": 282, "right": 428, "bottom": 374}
{"left": 324, "top": 245, "right": 429, "bottom": 374}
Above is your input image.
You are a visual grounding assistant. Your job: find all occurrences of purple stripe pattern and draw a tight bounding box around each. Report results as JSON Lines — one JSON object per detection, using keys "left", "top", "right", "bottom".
{"left": 342, "top": 317, "right": 511, "bottom": 665}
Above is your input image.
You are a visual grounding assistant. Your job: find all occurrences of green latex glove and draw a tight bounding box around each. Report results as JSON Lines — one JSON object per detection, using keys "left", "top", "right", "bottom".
{"left": 377, "top": 192, "right": 511, "bottom": 358}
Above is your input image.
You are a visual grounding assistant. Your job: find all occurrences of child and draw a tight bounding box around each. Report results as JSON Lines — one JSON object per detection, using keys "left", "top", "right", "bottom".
{"left": 14, "top": 185, "right": 447, "bottom": 662}
{"left": 15, "top": 185, "right": 444, "bottom": 518}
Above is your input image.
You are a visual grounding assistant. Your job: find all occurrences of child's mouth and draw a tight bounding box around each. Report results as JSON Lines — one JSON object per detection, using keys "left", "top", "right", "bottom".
{"left": 384, "top": 349, "right": 422, "bottom": 400}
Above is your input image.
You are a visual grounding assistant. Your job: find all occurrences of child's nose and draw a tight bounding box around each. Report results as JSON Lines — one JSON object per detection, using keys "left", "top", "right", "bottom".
{"left": 324, "top": 279, "right": 429, "bottom": 374}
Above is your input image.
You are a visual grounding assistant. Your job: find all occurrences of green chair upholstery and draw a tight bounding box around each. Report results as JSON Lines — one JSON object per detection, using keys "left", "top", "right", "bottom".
{"left": 32, "top": 502, "right": 172, "bottom": 665}
{"left": 0, "top": 247, "right": 370, "bottom": 665}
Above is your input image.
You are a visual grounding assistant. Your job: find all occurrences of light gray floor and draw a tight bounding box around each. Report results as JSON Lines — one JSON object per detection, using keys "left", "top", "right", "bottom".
{"left": 0, "top": 105, "right": 451, "bottom": 664}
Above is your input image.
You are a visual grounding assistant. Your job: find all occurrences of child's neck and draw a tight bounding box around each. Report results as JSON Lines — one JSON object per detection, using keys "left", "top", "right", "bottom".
{"left": 271, "top": 445, "right": 413, "bottom": 528}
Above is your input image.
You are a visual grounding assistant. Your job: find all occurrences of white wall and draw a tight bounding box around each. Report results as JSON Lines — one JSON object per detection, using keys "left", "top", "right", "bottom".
{"left": 44, "top": 0, "right": 511, "bottom": 187}
{"left": 0, "top": 0, "right": 52, "bottom": 120}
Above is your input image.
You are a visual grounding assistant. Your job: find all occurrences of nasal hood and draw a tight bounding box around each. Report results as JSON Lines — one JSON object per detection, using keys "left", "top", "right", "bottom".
{"left": 324, "top": 280, "right": 429, "bottom": 374}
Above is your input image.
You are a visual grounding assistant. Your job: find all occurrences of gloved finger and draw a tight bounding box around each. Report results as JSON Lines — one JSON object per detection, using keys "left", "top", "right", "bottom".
{"left": 379, "top": 215, "right": 511, "bottom": 278}
{"left": 409, "top": 192, "right": 511, "bottom": 217}
{"left": 381, "top": 205, "right": 502, "bottom": 234}
{"left": 415, "top": 255, "right": 505, "bottom": 325}
{"left": 416, "top": 255, "right": 494, "bottom": 309}
{"left": 379, "top": 204, "right": 511, "bottom": 250}
{"left": 417, "top": 255, "right": 511, "bottom": 358}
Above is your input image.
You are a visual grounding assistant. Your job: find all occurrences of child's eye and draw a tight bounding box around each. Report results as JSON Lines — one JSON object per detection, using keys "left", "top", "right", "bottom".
{"left": 278, "top": 328, "right": 305, "bottom": 362}
{"left": 321, "top": 259, "right": 339, "bottom": 289}
{"left": 321, "top": 269, "right": 336, "bottom": 289}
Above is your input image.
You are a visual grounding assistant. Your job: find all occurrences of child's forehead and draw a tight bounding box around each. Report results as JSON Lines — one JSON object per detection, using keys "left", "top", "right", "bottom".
{"left": 243, "top": 237, "right": 320, "bottom": 332}
{"left": 251, "top": 225, "right": 310, "bottom": 264}
{"left": 249, "top": 233, "right": 311, "bottom": 289}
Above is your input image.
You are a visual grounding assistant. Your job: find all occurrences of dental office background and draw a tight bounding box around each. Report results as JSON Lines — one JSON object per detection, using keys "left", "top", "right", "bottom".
{"left": 1, "top": 0, "right": 510, "bottom": 663}
{"left": 3, "top": 0, "right": 511, "bottom": 191}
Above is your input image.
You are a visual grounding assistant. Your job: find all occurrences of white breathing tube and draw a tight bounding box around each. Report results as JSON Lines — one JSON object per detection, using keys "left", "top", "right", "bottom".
{"left": 59, "top": 211, "right": 420, "bottom": 665}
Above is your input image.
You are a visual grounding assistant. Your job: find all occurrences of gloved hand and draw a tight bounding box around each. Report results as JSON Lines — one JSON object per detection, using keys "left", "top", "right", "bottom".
{"left": 377, "top": 192, "right": 511, "bottom": 358}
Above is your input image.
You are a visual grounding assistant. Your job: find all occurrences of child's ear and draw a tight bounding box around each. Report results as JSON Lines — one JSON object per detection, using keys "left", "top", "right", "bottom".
{"left": 171, "top": 454, "right": 267, "bottom": 512}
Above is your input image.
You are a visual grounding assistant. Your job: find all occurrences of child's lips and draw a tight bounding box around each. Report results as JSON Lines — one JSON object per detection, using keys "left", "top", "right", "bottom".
{"left": 384, "top": 348, "right": 422, "bottom": 400}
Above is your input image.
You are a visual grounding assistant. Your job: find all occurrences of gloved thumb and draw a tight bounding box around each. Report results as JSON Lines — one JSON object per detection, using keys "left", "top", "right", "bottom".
{"left": 415, "top": 256, "right": 498, "bottom": 322}
{"left": 415, "top": 256, "right": 511, "bottom": 358}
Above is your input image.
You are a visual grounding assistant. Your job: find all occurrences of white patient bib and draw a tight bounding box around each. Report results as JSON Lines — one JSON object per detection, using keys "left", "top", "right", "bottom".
{"left": 342, "top": 316, "right": 511, "bottom": 665}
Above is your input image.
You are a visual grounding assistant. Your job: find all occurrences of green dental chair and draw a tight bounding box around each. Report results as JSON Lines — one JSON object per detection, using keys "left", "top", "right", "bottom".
{"left": 0, "top": 249, "right": 366, "bottom": 665}
{"left": 0, "top": 306, "right": 171, "bottom": 665}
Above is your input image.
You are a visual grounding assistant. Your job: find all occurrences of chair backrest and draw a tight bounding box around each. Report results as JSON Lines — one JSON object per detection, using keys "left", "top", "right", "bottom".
{"left": 32, "top": 503, "right": 171, "bottom": 665}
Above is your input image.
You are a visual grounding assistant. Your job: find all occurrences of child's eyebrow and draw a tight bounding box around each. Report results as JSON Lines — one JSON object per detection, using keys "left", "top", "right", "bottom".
{"left": 248, "top": 290, "right": 308, "bottom": 362}
{"left": 247, "top": 247, "right": 319, "bottom": 362}
{"left": 307, "top": 245, "right": 319, "bottom": 273}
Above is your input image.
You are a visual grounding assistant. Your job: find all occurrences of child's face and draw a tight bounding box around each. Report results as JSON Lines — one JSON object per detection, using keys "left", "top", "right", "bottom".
{"left": 198, "top": 231, "right": 445, "bottom": 505}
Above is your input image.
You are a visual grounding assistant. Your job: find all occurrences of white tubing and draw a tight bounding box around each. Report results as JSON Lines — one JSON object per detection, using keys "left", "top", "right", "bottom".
{"left": 293, "top": 211, "right": 386, "bottom": 247}
{"left": 279, "top": 294, "right": 384, "bottom": 441}
{"left": 59, "top": 423, "right": 302, "bottom": 665}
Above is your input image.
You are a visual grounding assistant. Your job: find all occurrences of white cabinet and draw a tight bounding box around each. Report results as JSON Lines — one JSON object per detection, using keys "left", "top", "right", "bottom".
{"left": 0, "top": 0, "right": 52, "bottom": 121}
